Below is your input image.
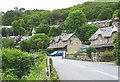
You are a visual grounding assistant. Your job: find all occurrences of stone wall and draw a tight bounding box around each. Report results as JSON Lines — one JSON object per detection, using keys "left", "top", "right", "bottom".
{"left": 67, "top": 35, "right": 82, "bottom": 52}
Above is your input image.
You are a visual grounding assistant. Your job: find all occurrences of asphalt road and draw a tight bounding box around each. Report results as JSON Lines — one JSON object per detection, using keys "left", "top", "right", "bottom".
{"left": 51, "top": 56, "right": 118, "bottom": 80}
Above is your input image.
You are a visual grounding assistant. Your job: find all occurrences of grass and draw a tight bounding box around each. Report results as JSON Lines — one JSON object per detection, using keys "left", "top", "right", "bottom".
{"left": 50, "top": 58, "right": 59, "bottom": 80}
{"left": 23, "top": 58, "right": 47, "bottom": 80}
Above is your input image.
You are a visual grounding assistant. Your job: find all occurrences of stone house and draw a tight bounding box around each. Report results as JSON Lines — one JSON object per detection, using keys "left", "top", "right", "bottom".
{"left": 48, "top": 32, "right": 82, "bottom": 52}
{"left": 89, "top": 18, "right": 120, "bottom": 54}
{"left": 87, "top": 20, "right": 112, "bottom": 28}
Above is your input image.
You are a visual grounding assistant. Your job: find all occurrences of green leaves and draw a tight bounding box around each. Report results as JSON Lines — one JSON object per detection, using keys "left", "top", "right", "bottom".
{"left": 20, "top": 40, "right": 30, "bottom": 52}
{"left": 98, "top": 8, "right": 113, "bottom": 20}
{"left": 113, "top": 30, "right": 120, "bottom": 65}
{"left": 64, "top": 9, "right": 86, "bottom": 33}
{"left": 86, "top": 47, "right": 96, "bottom": 58}
{"left": 77, "top": 24, "right": 98, "bottom": 42}
{"left": 2, "top": 38, "right": 15, "bottom": 48}
{"left": 2, "top": 48, "right": 34, "bottom": 79}
{"left": 35, "top": 23, "right": 50, "bottom": 35}
{"left": 29, "top": 34, "right": 50, "bottom": 51}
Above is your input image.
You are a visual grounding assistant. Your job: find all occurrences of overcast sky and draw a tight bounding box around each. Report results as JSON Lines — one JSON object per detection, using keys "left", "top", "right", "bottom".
{"left": 0, "top": 0, "right": 90, "bottom": 12}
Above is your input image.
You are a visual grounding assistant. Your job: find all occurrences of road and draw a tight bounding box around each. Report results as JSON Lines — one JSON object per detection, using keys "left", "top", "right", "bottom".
{"left": 51, "top": 56, "right": 118, "bottom": 80}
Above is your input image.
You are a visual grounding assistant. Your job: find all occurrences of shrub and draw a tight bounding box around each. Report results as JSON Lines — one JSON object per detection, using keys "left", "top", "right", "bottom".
{"left": 86, "top": 47, "right": 96, "bottom": 58}
{"left": 66, "top": 52, "right": 77, "bottom": 57}
{"left": 100, "top": 51, "right": 115, "bottom": 62}
{"left": 2, "top": 48, "right": 35, "bottom": 79}
{"left": 38, "top": 49, "right": 54, "bottom": 55}
{"left": 20, "top": 40, "right": 30, "bottom": 52}
{"left": 23, "top": 55, "right": 47, "bottom": 80}
{"left": 2, "top": 38, "right": 15, "bottom": 48}
{"left": 77, "top": 50, "right": 86, "bottom": 53}
{"left": 66, "top": 52, "right": 74, "bottom": 56}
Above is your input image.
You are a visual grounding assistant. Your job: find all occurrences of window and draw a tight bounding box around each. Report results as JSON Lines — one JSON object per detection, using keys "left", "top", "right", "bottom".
{"left": 69, "top": 40, "right": 72, "bottom": 44}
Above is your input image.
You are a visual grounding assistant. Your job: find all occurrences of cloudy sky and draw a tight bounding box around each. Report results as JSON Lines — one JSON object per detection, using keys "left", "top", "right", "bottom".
{"left": 0, "top": 0, "right": 90, "bottom": 12}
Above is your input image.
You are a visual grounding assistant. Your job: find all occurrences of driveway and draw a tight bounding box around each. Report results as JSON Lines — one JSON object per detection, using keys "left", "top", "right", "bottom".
{"left": 51, "top": 56, "right": 118, "bottom": 80}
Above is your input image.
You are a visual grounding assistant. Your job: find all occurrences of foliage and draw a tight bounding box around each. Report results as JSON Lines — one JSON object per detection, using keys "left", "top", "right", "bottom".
{"left": 2, "top": 48, "right": 35, "bottom": 79}
{"left": 29, "top": 33, "right": 50, "bottom": 50}
{"left": 38, "top": 49, "right": 54, "bottom": 55}
{"left": 66, "top": 52, "right": 77, "bottom": 57}
{"left": 2, "top": 38, "right": 15, "bottom": 48}
{"left": 113, "top": 30, "right": 120, "bottom": 65}
{"left": 86, "top": 47, "right": 96, "bottom": 58}
{"left": 49, "top": 58, "right": 59, "bottom": 80}
{"left": 2, "top": 10, "right": 23, "bottom": 26}
{"left": 2, "top": 28, "right": 13, "bottom": 37}
{"left": 77, "top": 50, "right": 87, "bottom": 53}
{"left": 35, "top": 23, "right": 50, "bottom": 35}
{"left": 82, "top": 2, "right": 117, "bottom": 20}
{"left": 112, "top": 10, "right": 119, "bottom": 19}
{"left": 2, "top": 2, "right": 119, "bottom": 37}
{"left": 20, "top": 40, "right": 30, "bottom": 52}
{"left": 23, "top": 54, "right": 47, "bottom": 80}
{"left": 11, "top": 19, "right": 26, "bottom": 36}
{"left": 100, "top": 51, "right": 115, "bottom": 62}
{"left": 50, "top": 10, "right": 62, "bottom": 25}
{"left": 64, "top": 9, "right": 86, "bottom": 33}
{"left": 48, "top": 26, "right": 63, "bottom": 37}
{"left": 2, "top": 69, "right": 18, "bottom": 80}
{"left": 77, "top": 24, "right": 98, "bottom": 42}
{"left": 98, "top": 8, "right": 113, "bottom": 20}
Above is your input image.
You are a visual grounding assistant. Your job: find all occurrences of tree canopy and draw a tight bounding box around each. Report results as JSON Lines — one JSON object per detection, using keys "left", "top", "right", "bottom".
{"left": 64, "top": 9, "right": 86, "bottom": 33}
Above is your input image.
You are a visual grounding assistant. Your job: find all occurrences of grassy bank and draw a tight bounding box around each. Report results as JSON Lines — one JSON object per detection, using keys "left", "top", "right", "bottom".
{"left": 50, "top": 58, "right": 59, "bottom": 80}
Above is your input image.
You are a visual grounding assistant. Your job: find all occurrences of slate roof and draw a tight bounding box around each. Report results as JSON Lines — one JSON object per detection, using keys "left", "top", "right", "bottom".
{"left": 87, "top": 20, "right": 112, "bottom": 25}
{"left": 90, "top": 43, "right": 114, "bottom": 48}
{"left": 50, "top": 33, "right": 75, "bottom": 43}
{"left": 89, "top": 26, "right": 118, "bottom": 40}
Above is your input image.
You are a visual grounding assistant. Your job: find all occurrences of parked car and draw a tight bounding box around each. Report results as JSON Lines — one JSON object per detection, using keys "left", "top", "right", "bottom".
{"left": 50, "top": 51, "right": 63, "bottom": 56}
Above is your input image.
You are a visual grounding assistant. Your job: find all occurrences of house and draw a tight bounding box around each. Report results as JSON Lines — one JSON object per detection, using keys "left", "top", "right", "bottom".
{"left": 48, "top": 31, "right": 82, "bottom": 52}
{"left": 89, "top": 17, "right": 120, "bottom": 54}
{"left": 87, "top": 20, "right": 112, "bottom": 28}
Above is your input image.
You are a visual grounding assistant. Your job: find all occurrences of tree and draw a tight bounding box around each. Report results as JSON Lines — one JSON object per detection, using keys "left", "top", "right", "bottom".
{"left": 77, "top": 24, "right": 98, "bottom": 42}
{"left": 113, "top": 30, "right": 120, "bottom": 65}
{"left": 12, "top": 19, "right": 25, "bottom": 35}
{"left": 2, "top": 10, "right": 22, "bottom": 25}
{"left": 64, "top": 9, "right": 86, "bottom": 33}
{"left": 50, "top": 10, "right": 62, "bottom": 24}
{"left": 35, "top": 23, "right": 50, "bottom": 35}
{"left": 2, "top": 38, "right": 15, "bottom": 48}
{"left": 86, "top": 47, "right": 96, "bottom": 58}
{"left": 29, "top": 34, "right": 50, "bottom": 51}
{"left": 112, "top": 9, "right": 120, "bottom": 19}
{"left": 20, "top": 40, "right": 30, "bottom": 52}
{"left": 98, "top": 8, "right": 113, "bottom": 20}
{"left": 48, "top": 26, "right": 62, "bottom": 37}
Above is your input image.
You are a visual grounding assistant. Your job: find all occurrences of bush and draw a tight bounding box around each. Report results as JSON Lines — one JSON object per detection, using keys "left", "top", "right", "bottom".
{"left": 38, "top": 49, "right": 54, "bottom": 55}
{"left": 100, "top": 51, "right": 115, "bottom": 62}
{"left": 49, "top": 58, "right": 59, "bottom": 80}
{"left": 23, "top": 54, "right": 47, "bottom": 80}
{"left": 66, "top": 52, "right": 74, "bottom": 56}
{"left": 2, "top": 48, "right": 35, "bottom": 79}
{"left": 77, "top": 50, "right": 86, "bottom": 53}
{"left": 2, "top": 38, "right": 15, "bottom": 48}
{"left": 66, "top": 52, "right": 77, "bottom": 57}
{"left": 86, "top": 47, "right": 96, "bottom": 58}
{"left": 20, "top": 40, "right": 30, "bottom": 52}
